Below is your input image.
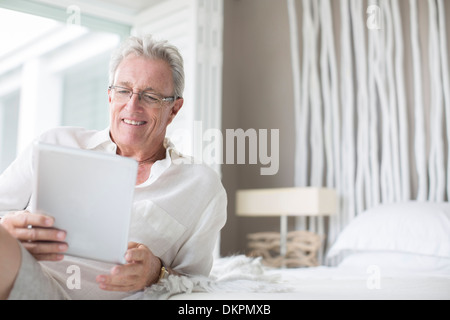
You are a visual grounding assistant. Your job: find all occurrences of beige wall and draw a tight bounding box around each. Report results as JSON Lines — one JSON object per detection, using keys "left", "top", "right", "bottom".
{"left": 221, "top": 0, "right": 296, "bottom": 255}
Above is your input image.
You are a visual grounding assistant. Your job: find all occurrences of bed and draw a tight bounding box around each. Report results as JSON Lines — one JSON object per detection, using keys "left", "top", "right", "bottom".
{"left": 129, "top": 201, "right": 450, "bottom": 300}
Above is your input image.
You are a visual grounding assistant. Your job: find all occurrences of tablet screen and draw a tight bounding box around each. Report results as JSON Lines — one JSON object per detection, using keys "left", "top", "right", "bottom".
{"left": 30, "top": 142, "right": 138, "bottom": 264}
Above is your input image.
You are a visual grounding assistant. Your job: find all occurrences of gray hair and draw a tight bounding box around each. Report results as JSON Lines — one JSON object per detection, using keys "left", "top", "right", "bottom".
{"left": 109, "top": 35, "right": 185, "bottom": 98}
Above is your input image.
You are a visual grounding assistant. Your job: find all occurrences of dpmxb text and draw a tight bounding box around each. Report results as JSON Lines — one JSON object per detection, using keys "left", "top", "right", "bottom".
{"left": 223, "top": 304, "right": 270, "bottom": 315}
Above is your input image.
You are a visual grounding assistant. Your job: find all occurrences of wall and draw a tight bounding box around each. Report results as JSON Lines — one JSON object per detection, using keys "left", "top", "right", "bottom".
{"left": 220, "top": 0, "right": 450, "bottom": 256}
{"left": 221, "top": 0, "right": 295, "bottom": 255}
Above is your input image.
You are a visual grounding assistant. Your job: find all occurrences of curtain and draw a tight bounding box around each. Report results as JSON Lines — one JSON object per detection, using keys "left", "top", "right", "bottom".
{"left": 287, "top": 0, "right": 450, "bottom": 257}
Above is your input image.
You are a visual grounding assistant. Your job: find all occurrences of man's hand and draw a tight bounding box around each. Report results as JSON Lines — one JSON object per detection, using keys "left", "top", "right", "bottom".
{"left": 0, "top": 211, "right": 67, "bottom": 261}
{"left": 96, "top": 242, "right": 161, "bottom": 292}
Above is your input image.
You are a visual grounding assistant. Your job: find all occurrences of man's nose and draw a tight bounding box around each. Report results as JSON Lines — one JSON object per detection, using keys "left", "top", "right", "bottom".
{"left": 125, "top": 92, "right": 143, "bottom": 110}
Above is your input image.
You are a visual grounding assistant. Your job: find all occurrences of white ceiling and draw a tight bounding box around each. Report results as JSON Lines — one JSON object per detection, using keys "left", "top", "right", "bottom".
{"left": 100, "top": 0, "right": 163, "bottom": 11}
{"left": 74, "top": 0, "right": 164, "bottom": 15}
{"left": 33, "top": 0, "right": 166, "bottom": 24}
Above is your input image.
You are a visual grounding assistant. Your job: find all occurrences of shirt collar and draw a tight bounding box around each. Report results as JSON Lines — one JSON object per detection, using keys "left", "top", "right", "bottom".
{"left": 85, "top": 127, "right": 115, "bottom": 152}
{"left": 137, "top": 138, "right": 173, "bottom": 187}
{"left": 86, "top": 127, "right": 175, "bottom": 187}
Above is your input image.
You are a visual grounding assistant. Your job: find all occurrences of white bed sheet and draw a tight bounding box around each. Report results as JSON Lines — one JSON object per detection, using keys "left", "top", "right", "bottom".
{"left": 129, "top": 255, "right": 450, "bottom": 300}
{"left": 132, "top": 201, "right": 450, "bottom": 301}
{"left": 168, "top": 262, "right": 450, "bottom": 300}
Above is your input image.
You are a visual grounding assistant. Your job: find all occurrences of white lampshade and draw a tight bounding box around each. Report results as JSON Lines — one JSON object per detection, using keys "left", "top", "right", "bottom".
{"left": 236, "top": 187, "right": 337, "bottom": 217}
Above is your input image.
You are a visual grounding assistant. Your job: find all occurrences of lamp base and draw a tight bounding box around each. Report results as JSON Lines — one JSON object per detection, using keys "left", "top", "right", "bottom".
{"left": 246, "top": 230, "right": 322, "bottom": 268}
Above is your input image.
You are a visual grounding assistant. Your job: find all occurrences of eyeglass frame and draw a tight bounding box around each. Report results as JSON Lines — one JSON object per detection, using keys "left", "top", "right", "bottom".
{"left": 108, "top": 85, "right": 178, "bottom": 107}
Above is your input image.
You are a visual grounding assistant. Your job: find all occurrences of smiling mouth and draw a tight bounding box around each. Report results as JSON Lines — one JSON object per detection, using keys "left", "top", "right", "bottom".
{"left": 123, "top": 119, "right": 147, "bottom": 126}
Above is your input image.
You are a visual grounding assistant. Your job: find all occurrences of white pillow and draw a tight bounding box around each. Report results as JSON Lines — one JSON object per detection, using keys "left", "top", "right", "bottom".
{"left": 327, "top": 201, "right": 450, "bottom": 259}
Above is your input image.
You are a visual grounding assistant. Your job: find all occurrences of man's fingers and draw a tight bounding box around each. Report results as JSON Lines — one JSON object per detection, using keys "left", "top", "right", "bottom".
{"left": 125, "top": 247, "right": 146, "bottom": 263}
{"left": 97, "top": 281, "right": 138, "bottom": 292}
{"left": 22, "top": 241, "right": 68, "bottom": 255}
{"left": 96, "top": 272, "right": 140, "bottom": 291}
{"left": 97, "top": 262, "right": 145, "bottom": 291}
{"left": 97, "top": 243, "right": 160, "bottom": 292}
{"left": 111, "top": 263, "right": 141, "bottom": 278}
{"left": 127, "top": 241, "right": 140, "bottom": 249}
{"left": 0, "top": 211, "right": 68, "bottom": 262}
{"left": 32, "top": 253, "right": 66, "bottom": 262}
{"left": 14, "top": 226, "right": 66, "bottom": 242}
{"left": 12, "top": 211, "right": 54, "bottom": 229}
{"left": 2, "top": 211, "right": 66, "bottom": 243}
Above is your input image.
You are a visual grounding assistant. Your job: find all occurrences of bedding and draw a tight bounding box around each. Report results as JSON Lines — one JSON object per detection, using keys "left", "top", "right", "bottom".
{"left": 129, "top": 201, "right": 450, "bottom": 300}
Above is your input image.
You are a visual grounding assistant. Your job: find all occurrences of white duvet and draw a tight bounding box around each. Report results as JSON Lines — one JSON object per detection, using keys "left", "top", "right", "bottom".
{"left": 127, "top": 253, "right": 450, "bottom": 300}
{"left": 131, "top": 202, "right": 450, "bottom": 300}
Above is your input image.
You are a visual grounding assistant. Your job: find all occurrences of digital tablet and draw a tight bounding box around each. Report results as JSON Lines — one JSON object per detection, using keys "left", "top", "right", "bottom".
{"left": 30, "top": 142, "right": 138, "bottom": 264}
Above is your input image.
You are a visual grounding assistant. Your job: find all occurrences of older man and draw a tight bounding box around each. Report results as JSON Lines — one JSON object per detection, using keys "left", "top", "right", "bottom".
{"left": 0, "top": 35, "right": 227, "bottom": 300}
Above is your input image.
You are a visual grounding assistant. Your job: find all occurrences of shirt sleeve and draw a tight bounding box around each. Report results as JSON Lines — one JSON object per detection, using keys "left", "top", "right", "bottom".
{"left": 0, "top": 143, "right": 34, "bottom": 214}
{"left": 167, "top": 185, "right": 228, "bottom": 277}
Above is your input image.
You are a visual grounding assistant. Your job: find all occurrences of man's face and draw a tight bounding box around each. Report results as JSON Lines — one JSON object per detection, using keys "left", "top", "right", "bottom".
{"left": 108, "top": 54, "right": 183, "bottom": 155}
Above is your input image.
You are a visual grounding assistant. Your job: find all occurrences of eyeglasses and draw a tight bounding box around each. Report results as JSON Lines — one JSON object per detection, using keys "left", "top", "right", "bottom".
{"left": 109, "top": 85, "right": 176, "bottom": 108}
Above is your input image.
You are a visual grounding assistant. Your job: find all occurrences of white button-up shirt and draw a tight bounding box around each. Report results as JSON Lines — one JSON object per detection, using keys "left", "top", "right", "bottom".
{"left": 0, "top": 127, "right": 227, "bottom": 299}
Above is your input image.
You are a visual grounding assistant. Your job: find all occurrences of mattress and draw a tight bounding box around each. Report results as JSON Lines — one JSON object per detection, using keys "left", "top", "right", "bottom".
{"left": 168, "top": 261, "right": 450, "bottom": 300}
{"left": 131, "top": 202, "right": 450, "bottom": 301}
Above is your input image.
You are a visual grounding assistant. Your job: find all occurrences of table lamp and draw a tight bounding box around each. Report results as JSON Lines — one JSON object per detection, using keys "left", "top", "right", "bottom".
{"left": 236, "top": 187, "right": 337, "bottom": 261}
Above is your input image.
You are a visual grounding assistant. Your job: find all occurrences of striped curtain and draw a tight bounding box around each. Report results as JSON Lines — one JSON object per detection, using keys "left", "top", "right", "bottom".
{"left": 287, "top": 0, "right": 450, "bottom": 257}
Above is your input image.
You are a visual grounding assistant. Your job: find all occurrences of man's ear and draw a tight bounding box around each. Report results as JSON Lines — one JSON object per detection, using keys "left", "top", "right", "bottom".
{"left": 167, "top": 98, "right": 184, "bottom": 125}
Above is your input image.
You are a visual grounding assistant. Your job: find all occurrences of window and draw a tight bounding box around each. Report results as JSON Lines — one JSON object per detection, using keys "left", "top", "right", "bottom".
{"left": 61, "top": 53, "right": 111, "bottom": 130}
{"left": 0, "top": 7, "right": 122, "bottom": 172}
{"left": 0, "top": 91, "right": 20, "bottom": 173}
